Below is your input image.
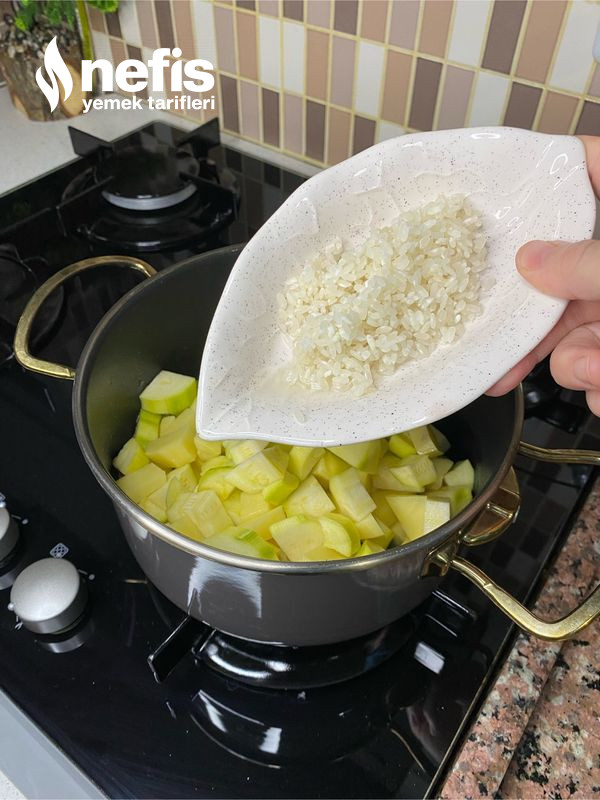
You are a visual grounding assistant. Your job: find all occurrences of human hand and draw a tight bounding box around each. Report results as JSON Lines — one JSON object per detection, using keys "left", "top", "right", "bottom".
{"left": 487, "top": 135, "right": 600, "bottom": 414}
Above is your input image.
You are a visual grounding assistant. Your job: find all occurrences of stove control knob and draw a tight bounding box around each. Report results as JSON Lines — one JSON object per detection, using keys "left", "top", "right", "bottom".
{"left": 9, "top": 558, "right": 87, "bottom": 634}
{"left": 0, "top": 500, "right": 19, "bottom": 563}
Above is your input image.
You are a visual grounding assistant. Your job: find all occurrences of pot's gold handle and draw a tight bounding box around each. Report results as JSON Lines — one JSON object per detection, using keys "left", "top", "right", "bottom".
{"left": 519, "top": 441, "right": 600, "bottom": 465}
{"left": 14, "top": 256, "right": 156, "bottom": 380}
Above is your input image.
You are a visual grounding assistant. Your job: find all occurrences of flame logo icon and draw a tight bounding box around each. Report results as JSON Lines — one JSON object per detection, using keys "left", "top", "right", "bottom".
{"left": 35, "top": 37, "right": 73, "bottom": 112}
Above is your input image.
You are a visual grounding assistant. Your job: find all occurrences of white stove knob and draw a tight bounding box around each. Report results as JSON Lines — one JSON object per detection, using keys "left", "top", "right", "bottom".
{"left": 9, "top": 558, "right": 87, "bottom": 634}
{"left": 0, "top": 503, "right": 19, "bottom": 563}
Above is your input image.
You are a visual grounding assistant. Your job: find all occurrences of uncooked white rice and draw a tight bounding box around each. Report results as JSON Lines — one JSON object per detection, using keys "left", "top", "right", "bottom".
{"left": 278, "top": 194, "right": 487, "bottom": 397}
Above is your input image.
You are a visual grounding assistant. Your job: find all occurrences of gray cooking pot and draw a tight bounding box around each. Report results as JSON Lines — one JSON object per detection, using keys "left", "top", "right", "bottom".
{"left": 14, "top": 247, "right": 600, "bottom": 645}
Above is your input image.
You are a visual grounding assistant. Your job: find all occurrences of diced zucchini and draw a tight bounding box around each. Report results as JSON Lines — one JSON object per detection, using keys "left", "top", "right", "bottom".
{"left": 223, "top": 490, "right": 242, "bottom": 524}
{"left": 444, "top": 459, "right": 475, "bottom": 489}
{"left": 391, "top": 521, "right": 406, "bottom": 545}
{"left": 388, "top": 433, "right": 416, "bottom": 458}
{"left": 241, "top": 506, "right": 286, "bottom": 539}
{"left": 208, "top": 527, "right": 279, "bottom": 560}
{"left": 194, "top": 436, "right": 222, "bottom": 461}
{"left": 225, "top": 439, "right": 269, "bottom": 465}
{"left": 319, "top": 514, "right": 360, "bottom": 557}
{"left": 168, "top": 464, "right": 198, "bottom": 491}
{"left": 239, "top": 492, "right": 271, "bottom": 519}
{"left": 160, "top": 416, "right": 176, "bottom": 436}
{"left": 171, "top": 515, "right": 203, "bottom": 540}
{"left": 312, "top": 451, "right": 348, "bottom": 486}
{"left": 355, "top": 541, "right": 385, "bottom": 557}
{"left": 429, "top": 457, "right": 454, "bottom": 490}
{"left": 226, "top": 451, "right": 284, "bottom": 493}
{"left": 288, "top": 446, "right": 325, "bottom": 481}
{"left": 140, "top": 497, "right": 167, "bottom": 523}
{"left": 165, "top": 407, "right": 195, "bottom": 435}
{"left": 145, "top": 427, "right": 197, "bottom": 469}
{"left": 355, "top": 513, "right": 385, "bottom": 540}
{"left": 429, "top": 425, "right": 450, "bottom": 454}
{"left": 166, "top": 477, "right": 186, "bottom": 509}
{"left": 306, "top": 546, "right": 344, "bottom": 561}
{"left": 117, "top": 463, "right": 166, "bottom": 504}
{"left": 140, "top": 371, "right": 197, "bottom": 415}
{"left": 428, "top": 485, "right": 472, "bottom": 515}
{"left": 329, "top": 468, "right": 376, "bottom": 521}
{"left": 113, "top": 438, "right": 150, "bottom": 475}
{"left": 390, "top": 455, "right": 436, "bottom": 489}
{"left": 371, "top": 490, "right": 400, "bottom": 528}
{"left": 283, "top": 475, "right": 335, "bottom": 517}
{"left": 168, "top": 490, "right": 232, "bottom": 537}
{"left": 200, "top": 455, "right": 233, "bottom": 475}
{"left": 147, "top": 482, "right": 169, "bottom": 511}
{"left": 407, "top": 426, "right": 441, "bottom": 456}
{"left": 328, "top": 440, "right": 381, "bottom": 474}
{"left": 134, "top": 410, "right": 161, "bottom": 446}
{"left": 271, "top": 515, "right": 323, "bottom": 561}
{"left": 262, "top": 472, "right": 300, "bottom": 504}
{"left": 263, "top": 445, "right": 290, "bottom": 473}
{"left": 370, "top": 528, "right": 393, "bottom": 550}
{"left": 196, "top": 467, "right": 235, "bottom": 500}
{"left": 387, "top": 494, "right": 451, "bottom": 540}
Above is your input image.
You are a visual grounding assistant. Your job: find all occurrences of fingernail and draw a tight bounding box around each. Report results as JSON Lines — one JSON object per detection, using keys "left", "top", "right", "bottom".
{"left": 573, "top": 357, "right": 589, "bottom": 385}
{"left": 517, "top": 241, "right": 560, "bottom": 271}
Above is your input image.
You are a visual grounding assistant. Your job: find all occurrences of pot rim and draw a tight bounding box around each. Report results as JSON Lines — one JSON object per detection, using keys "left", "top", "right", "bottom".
{"left": 72, "top": 246, "right": 525, "bottom": 574}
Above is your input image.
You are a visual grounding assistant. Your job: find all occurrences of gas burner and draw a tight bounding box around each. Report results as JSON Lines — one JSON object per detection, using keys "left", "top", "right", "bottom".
{"left": 60, "top": 120, "right": 240, "bottom": 253}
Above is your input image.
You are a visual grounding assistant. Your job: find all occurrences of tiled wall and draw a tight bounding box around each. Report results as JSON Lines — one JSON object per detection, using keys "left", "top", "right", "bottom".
{"left": 87, "top": 0, "right": 600, "bottom": 167}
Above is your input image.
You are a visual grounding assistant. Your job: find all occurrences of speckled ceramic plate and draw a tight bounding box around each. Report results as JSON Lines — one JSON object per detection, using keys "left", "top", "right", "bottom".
{"left": 197, "top": 127, "right": 595, "bottom": 446}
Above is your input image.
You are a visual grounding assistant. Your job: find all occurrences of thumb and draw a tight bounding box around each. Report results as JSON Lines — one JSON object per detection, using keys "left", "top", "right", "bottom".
{"left": 516, "top": 239, "right": 600, "bottom": 300}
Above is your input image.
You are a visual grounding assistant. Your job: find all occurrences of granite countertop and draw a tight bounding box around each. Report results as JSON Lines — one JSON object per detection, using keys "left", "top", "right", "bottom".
{"left": 440, "top": 476, "right": 600, "bottom": 799}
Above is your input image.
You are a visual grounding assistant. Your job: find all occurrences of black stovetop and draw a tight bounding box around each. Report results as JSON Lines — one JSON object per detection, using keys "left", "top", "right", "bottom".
{"left": 0, "top": 120, "right": 598, "bottom": 800}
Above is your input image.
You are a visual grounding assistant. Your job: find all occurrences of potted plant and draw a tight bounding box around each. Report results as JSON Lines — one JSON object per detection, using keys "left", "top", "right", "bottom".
{"left": 0, "top": 0, "right": 118, "bottom": 121}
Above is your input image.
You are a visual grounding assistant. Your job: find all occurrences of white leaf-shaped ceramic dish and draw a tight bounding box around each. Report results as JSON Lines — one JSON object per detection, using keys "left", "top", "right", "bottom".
{"left": 197, "top": 127, "right": 595, "bottom": 446}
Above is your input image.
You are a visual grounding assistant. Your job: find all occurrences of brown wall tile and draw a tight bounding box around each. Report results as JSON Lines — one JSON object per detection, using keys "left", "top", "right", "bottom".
{"left": 503, "top": 82, "right": 541, "bottom": 129}
{"left": 125, "top": 43, "right": 148, "bottom": 99}
{"left": 87, "top": 5, "right": 106, "bottom": 33}
{"left": 240, "top": 80, "right": 260, "bottom": 139}
{"left": 137, "top": 1, "right": 159, "bottom": 50}
{"left": 360, "top": 0, "right": 388, "bottom": 41}
{"left": 237, "top": 0, "right": 256, "bottom": 9}
{"left": 172, "top": 0, "right": 195, "bottom": 61}
{"left": 220, "top": 73, "right": 240, "bottom": 132}
{"left": 482, "top": 0, "right": 527, "bottom": 74}
{"left": 381, "top": 50, "right": 412, "bottom": 125}
{"left": 284, "top": 93, "right": 303, "bottom": 153}
{"left": 306, "top": 0, "right": 330, "bottom": 27}
{"left": 576, "top": 101, "right": 600, "bottom": 136}
{"left": 333, "top": 0, "right": 358, "bottom": 34}
{"left": 214, "top": 6, "right": 237, "bottom": 74}
{"left": 236, "top": 11, "right": 258, "bottom": 80}
{"left": 283, "top": 0, "right": 303, "bottom": 21}
{"left": 110, "top": 37, "right": 127, "bottom": 67}
{"left": 515, "top": 1, "right": 566, "bottom": 84}
{"left": 388, "top": 0, "right": 419, "bottom": 50}
{"left": 437, "top": 65, "right": 474, "bottom": 130}
{"left": 537, "top": 91, "right": 578, "bottom": 134}
{"left": 408, "top": 57, "right": 441, "bottom": 131}
{"left": 352, "top": 115, "right": 376, "bottom": 154}
{"left": 306, "top": 29, "right": 329, "bottom": 100}
{"left": 327, "top": 106, "right": 351, "bottom": 163}
{"left": 105, "top": 10, "right": 122, "bottom": 39}
{"left": 306, "top": 100, "right": 326, "bottom": 161}
{"left": 262, "top": 88, "right": 280, "bottom": 146}
{"left": 154, "top": 0, "right": 176, "bottom": 51}
{"left": 418, "top": 0, "right": 453, "bottom": 58}
{"left": 259, "top": 0, "right": 279, "bottom": 14}
{"left": 330, "top": 35, "right": 355, "bottom": 108}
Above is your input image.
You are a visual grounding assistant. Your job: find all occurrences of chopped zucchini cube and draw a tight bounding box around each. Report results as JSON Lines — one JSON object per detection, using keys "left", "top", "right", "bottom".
{"left": 428, "top": 485, "right": 472, "bottom": 515}
{"left": 226, "top": 451, "right": 284, "bottom": 493}
{"left": 306, "top": 546, "right": 344, "bottom": 561}
{"left": 444, "top": 459, "right": 475, "bottom": 490}
{"left": 117, "top": 463, "right": 166, "bottom": 504}
{"left": 196, "top": 467, "right": 235, "bottom": 500}
{"left": 390, "top": 455, "right": 436, "bottom": 489}
{"left": 283, "top": 475, "right": 335, "bottom": 517}
{"left": 239, "top": 492, "right": 271, "bottom": 519}
{"left": 319, "top": 514, "right": 360, "bottom": 556}
{"left": 140, "top": 371, "right": 197, "bottom": 415}
{"left": 194, "top": 436, "right": 222, "bottom": 461}
{"left": 240, "top": 506, "right": 286, "bottom": 539}
{"left": 168, "top": 464, "right": 198, "bottom": 491}
{"left": 288, "top": 446, "right": 325, "bottom": 481}
{"left": 407, "top": 426, "right": 441, "bottom": 456}
{"left": 208, "top": 527, "right": 279, "bottom": 560}
{"left": 225, "top": 439, "right": 269, "bottom": 465}
{"left": 169, "top": 490, "right": 232, "bottom": 537}
{"left": 113, "top": 438, "right": 149, "bottom": 475}
{"left": 328, "top": 440, "right": 381, "bottom": 474}
{"left": 134, "top": 410, "right": 161, "bottom": 446}
{"left": 355, "top": 513, "right": 386, "bottom": 540}
{"left": 329, "top": 468, "right": 376, "bottom": 521}
{"left": 145, "top": 426, "right": 197, "bottom": 469}
{"left": 262, "top": 472, "right": 300, "bottom": 504}
{"left": 271, "top": 515, "right": 323, "bottom": 561}
{"left": 356, "top": 541, "right": 385, "bottom": 557}
{"left": 388, "top": 433, "right": 416, "bottom": 459}
{"left": 160, "top": 416, "right": 176, "bottom": 436}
